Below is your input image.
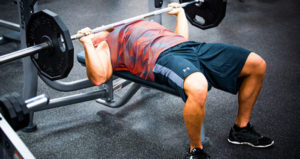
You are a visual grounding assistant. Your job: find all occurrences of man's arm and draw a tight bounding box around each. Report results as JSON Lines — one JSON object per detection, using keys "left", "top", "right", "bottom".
{"left": 78, "top": 28, "right": 113, "bottom": 86}
{"left": 167, "top": 3, "right": 189, "bottom": 40}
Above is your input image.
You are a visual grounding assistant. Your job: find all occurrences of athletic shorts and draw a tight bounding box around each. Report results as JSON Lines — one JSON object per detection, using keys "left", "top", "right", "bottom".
{"left": 153, "top": 41, "right": 251, "bottom": 102}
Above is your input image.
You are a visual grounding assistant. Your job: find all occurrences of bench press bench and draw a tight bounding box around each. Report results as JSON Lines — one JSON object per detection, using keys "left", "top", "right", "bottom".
{"left": 77, "top": 51, "right": 210, "bottom": 144}
{"left": 77, "top": 52, "right": 180, "bottom": 97}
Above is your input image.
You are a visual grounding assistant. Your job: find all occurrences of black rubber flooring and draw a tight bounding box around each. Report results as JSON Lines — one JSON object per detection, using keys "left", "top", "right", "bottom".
{"left": 0, "top": 0, "right": 299, "bottom": 158}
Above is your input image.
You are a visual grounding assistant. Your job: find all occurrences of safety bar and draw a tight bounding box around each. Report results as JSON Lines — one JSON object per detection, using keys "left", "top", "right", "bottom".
{"left": 27, "top": 90, "right": 107, "bottom": 112}
{"left": 40, "top": 75, "right": 94, "bottom": 92}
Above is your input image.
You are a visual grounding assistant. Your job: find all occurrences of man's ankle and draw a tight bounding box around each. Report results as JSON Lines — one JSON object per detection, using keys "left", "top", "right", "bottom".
{"left": 190, "top": 145, "right": 203, "bottom": 152}
{"left": 234, "top": 121, "right": 249, "bottom": 128}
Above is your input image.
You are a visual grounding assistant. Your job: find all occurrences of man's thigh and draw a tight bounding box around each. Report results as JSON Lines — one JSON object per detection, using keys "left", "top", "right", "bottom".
{"left": 197, "top": 43, "right": 251, "bottom": 94}
{"left": 154, "top": 54, "right": 203, "bottom": 102}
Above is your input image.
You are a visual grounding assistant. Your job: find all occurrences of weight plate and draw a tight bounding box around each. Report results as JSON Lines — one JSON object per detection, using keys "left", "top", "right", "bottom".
{"left": 6, "top": 94, "right": 23, "bottom": 122}
{"left": 10, "top": 93, "right": 30, "bottom": 130}
{"left": 0, "top": 96, "right": 19, "bottom": 130}
{"left": 27, "top": 9, "right": 74, "bottom": 80}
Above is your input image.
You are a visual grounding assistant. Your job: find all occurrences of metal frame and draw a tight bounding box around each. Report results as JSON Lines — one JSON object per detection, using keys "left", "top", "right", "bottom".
{"left": 17, "top": 0, "right": 39, "bottom": 132}
{"left": 0, "top": 19, "right": 20, "bottom": 31}
{"left": 0, "top": 19, "right": 20, "bottom": 44}
{"left": 0, "top": 19, "right": 20, "bottom": 45}
{"left": 0, "top": 113, "right": 35, "bottom": 159}
{"left": 39, "top": 76, "right": 94, "bottom": 92}
{"left": 28, "top": 90, "right": 107, "bottom": 112}
{"left": 96, "top": 83, "right": 141, "bottom": 108}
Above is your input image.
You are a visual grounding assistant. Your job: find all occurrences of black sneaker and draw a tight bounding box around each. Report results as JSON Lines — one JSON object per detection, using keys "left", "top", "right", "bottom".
{"left": 228, "top": 123, "right": 274, "bottom": 148}
{"left": 185, "top": 148, "right": 210, "bottom": 159}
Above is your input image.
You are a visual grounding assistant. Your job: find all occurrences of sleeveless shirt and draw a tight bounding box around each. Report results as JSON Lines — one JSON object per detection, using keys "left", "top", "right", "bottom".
{"left": 106, "top": 20, "right": 187, "bottom": 81}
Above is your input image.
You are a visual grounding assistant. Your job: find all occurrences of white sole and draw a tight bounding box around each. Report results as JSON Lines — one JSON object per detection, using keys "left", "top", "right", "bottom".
{"left": 227, "top": 139, "right": 274, "bottom": 148}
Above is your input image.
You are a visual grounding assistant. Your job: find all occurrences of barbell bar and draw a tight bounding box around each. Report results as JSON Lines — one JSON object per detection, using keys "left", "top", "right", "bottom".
{"left": 0, "top": 42, "right": 49, "bottom": 64}
{"left": 71, "top": 0, "right": 203, "bottom": 40}
{"left": 0, "top": 0, "right": 201, "bottom": 65}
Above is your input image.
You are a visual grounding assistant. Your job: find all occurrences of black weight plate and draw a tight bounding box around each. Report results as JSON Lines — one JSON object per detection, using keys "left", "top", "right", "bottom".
{"left": 0, "top": 96, "right": 19, "bottom": 130}
{"left": 6, "top": 94, "right": 23, "bottom": 122}
{"left": 10, "top": 93, "right": 30, "bottom": 130}
{"left": 180, "top": 0, "right": 227, "bottom": 29}
{"left": 27, "top": 9, "right": 74, "bottom": 80}
{"left": 11, "top": 93, "right": 29, "bottom": 117}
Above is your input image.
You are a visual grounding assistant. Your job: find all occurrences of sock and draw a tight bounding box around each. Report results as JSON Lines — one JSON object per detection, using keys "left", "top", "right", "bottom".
{"left": 233, "top": 123, "right": 250, "bottom": 131}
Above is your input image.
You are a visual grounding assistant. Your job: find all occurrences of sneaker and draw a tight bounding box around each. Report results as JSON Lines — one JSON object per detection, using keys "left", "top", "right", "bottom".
{"left": 228, "top": 123, "right": 274, "bottom": 148}
{"left": 185, "top": 148, "right": 210, "bottom": 159}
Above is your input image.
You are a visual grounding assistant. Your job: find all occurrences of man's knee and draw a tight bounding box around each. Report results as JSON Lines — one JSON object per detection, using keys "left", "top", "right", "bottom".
{"left": 184, "top": 72, "right": 208, "bottom": 105}
{"left": 240, "top": 52, "right": 267, "bottom": 77}
{"left": 253, "top": 52, "right": 267, "bottom": 76}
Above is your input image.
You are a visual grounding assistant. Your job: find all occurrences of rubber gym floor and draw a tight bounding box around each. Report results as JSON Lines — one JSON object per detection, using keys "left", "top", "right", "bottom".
{"left": 0, "top": 0, "right": 299, "bottom": 159}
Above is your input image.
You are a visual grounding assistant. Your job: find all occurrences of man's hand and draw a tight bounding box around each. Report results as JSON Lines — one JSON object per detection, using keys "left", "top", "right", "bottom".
{"left": 167, "top": 2, "right": 189, "bottom": 40}
{"left": 167, "top": 2, "right": 185, "bottom": 16}
{"left": 78, "top": 27, "right": 111, "bottom": 47}
{"left": 77, "top": 27, "right": 94, "bottom": 44}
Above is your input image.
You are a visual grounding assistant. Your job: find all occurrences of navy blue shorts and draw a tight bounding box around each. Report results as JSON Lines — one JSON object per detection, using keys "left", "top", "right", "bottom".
{"left": 153, "top": 41, "right": 251, "bottom": 102}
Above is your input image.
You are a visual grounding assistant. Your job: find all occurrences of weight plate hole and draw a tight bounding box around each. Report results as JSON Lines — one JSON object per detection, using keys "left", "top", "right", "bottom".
{"left": 33, "top": 54, "right": 38, "bottom": 59}
{"left": 195, "top": 15, "right": 205, "bottom": 25}
{"left": 57, "top": 33, "right": 66, "bottom": 52}
{"left": 33, "top": 42, "right": 39, "bottom": 59}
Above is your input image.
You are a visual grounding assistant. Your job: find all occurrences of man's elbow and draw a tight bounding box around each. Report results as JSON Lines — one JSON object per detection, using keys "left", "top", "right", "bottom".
{"left": 175, "top": 31, "right": 189, "bottom": 41}
{"left": 87, "top": 73, "right": 108, "bottom": 86}
{"left": 90, "top": 78, "right": 105, "bottom": 86}
{"left": 184, "top": 35, "right": 189, "bottom": 41}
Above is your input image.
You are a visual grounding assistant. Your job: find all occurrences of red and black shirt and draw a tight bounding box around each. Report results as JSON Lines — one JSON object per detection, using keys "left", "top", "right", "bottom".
{"left": 106, "top": 20, "right": 187, "bottom": 81}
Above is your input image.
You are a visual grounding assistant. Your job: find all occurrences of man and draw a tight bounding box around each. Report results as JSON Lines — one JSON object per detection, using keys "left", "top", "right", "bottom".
{"left": 78, "top": 3, "right": 274, "bottom": 159}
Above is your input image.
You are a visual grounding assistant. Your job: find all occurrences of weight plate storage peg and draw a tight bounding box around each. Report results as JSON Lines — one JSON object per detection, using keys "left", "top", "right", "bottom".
{"left": 26, "top": 9, "right": 74, "bottom": 80}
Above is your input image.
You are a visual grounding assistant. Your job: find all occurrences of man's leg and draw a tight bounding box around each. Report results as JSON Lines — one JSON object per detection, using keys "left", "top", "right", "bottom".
{"left": 228, "top": 52, "right": 273, "bottom": 148}
{"left": 235, "top": 52, "right": 266, "bottom": 127}
{"left": 183, "top": 72, "right": 208, "bottom": 151}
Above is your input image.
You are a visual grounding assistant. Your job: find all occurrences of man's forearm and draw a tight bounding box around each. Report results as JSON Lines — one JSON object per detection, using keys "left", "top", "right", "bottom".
{"left": 83, "top": 40, "right": 111, "bottom": 85}
{"left": 175, "top": 8, "right": 189, "bottom": 40}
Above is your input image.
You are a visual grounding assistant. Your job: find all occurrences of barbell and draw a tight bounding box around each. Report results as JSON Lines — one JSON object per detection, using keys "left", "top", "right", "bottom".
{"left": 0, "top": 0, "right": 227, "bottom": 80}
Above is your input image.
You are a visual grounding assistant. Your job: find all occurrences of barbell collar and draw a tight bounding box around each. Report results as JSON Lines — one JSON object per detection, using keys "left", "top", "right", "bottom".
{"left": 71, "top": 0, "right": 203, "bottom": 40}
{"left": 0, "top": 42, "right": 50, "bottom": 65}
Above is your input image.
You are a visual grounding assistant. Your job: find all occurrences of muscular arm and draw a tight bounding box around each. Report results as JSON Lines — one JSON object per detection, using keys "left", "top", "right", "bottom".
{"left": 80, "top": 32, "right": 112, "bottom": 86}
{"left": 174, "top": 8, "right": 189, "bottom": 40}
{"left": 168, "top": 3, "right": 189, "bottom": 40}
